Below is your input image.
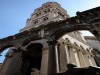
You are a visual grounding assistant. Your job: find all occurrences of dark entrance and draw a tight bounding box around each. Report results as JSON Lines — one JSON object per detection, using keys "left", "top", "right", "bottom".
{"left": 21, "top": 43, "right": 43, "bottom": 75}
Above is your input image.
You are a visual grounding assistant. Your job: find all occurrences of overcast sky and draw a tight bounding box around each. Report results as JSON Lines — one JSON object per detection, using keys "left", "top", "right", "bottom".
{"left": 0, "top": 0, "right": 100, "bottom": 62}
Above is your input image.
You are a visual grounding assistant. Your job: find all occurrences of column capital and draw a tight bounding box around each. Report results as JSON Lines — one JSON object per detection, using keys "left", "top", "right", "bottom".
{"left": 47, "top": 40, "right": 57, "bottom": 45}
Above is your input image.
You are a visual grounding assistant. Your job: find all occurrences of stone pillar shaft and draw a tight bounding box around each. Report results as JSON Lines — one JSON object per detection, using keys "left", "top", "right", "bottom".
{"left": 40, "top": 48, "right": 49, "bottom": 75}
{"left": 55, "top": 45, "right": 59, "bottom": 73}
{"left": 3, "top": 51, "right": 22, "bottom": 75}
{"left": 47, "top": 40, "right": 57, "bottom": 75}
{"left": 65, "top": 46, "right": 70, "bottom": 63}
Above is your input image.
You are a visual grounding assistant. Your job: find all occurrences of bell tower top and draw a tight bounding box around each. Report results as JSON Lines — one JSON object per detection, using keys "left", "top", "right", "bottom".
{"left": 21, "top": 2, "right": 69, "bottom": 32}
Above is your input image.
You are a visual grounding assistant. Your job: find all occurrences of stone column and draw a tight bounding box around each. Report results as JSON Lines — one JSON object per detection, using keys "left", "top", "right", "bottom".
{"left": 55, "top": 45, "right": 59, "bottom": 73}
{"left": 47, "top": 40, "right": 57, "bottom": 75}
{"left": 0, "top": 56, "right": 12, "bottom": 75}
{"left": 3, "top": 50, "right": 22, "bottom": 75}
{"left": 83, "top": 54, "right": 90, "bottom": 67}
{"left": 89, "top": 56, "right": 97, "bottom": 66}
{"left": 78, "top": 50, "right": 86, "bottom": 67}
{"left": 59, "top": 42, "right": 67, "bottom": 73}
{"left": 0, "top": 48, "right": 15, "bottom": 74}
{"left": 88, "top": 57, "right": 93, "bottom": 66}
{"left": 40, "top": 48, "right": 49, "bottom": 75}
{"left": 65, "top": 45, "right": 70, "bottom": 64}
{"left": 73, "top": 49, "right": 81, "bottom": 67}
{"left": 81, "top": 52, "right": 87, "bottom": 67}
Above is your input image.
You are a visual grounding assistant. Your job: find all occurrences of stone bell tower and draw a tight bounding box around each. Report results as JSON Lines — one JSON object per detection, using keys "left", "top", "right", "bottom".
{"left": 21, "top": 2, "right": 69, "bottom": 31}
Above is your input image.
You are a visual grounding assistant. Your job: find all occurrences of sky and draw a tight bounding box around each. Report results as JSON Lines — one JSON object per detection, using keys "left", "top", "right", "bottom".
{"left": 0, "top": 0, "right": 100, "bottom": 62}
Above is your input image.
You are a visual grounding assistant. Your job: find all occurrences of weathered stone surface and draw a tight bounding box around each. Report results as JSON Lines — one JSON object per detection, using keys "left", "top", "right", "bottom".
{"left": 0, "top": 2, "right": 100, "bottom": 75}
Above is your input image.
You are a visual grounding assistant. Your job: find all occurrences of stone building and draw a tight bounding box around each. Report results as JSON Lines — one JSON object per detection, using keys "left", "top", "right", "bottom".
{"left": 0, "top": 2, "right": 97, "bottom": 75}
{"left": 84, "top": 36, "right": 100, "bottom": 51}
{"left": 84, "top": 36, "right": 100, "bottom": 66}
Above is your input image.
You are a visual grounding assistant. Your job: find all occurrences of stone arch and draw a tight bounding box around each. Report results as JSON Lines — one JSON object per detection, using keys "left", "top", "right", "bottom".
{"left": 0, "top": 44, "right": 14, "bottom": 54}
{"left": 26, "top": 43, "right": 43, "bottom": 53}
{"left": 0, "top": 48, "right": 10, "bottom": 63}
{"left": 50, "top": 24, "right": 92, "bottom": 40}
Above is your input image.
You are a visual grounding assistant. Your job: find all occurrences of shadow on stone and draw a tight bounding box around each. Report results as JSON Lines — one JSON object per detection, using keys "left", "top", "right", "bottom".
{"left": 57, "top": 64, "right": 100, "bottom": 75}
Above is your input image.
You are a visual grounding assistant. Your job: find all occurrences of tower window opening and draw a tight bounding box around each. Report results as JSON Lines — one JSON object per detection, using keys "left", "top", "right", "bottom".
{"left": 34, "top": 20, "right": 38, "bottom": 24}
{"left": 43, "top": 17, "right": 48, "bottom": 21}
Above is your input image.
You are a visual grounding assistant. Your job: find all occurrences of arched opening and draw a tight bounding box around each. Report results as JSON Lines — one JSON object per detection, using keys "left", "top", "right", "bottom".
{"left": 21, "top": 43, "right": 43, "bottom": 75}
{"left": 81, "top": 31, "right": 93, "bottom": 36}
{"left": 0, "top": 47, "right": 16, "bottom": 74}
{"left": 0, "top": 49, "right": 9, "bottom": 63}
{"left": 50, "top": 23, "right": 91, "bottom": 41}
{"left": 52, "top": 27, "right": 99, "bottom": 69}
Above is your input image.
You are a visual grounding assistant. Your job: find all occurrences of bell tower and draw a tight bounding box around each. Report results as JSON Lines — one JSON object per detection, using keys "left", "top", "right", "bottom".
{"left": 21, "top": 2, "right": 69, "bottom": 31}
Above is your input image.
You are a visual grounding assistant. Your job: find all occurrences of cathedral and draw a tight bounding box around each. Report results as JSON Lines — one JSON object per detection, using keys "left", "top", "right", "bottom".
{"left": 0, "top": 2, "right": 98, "bottom": 75}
